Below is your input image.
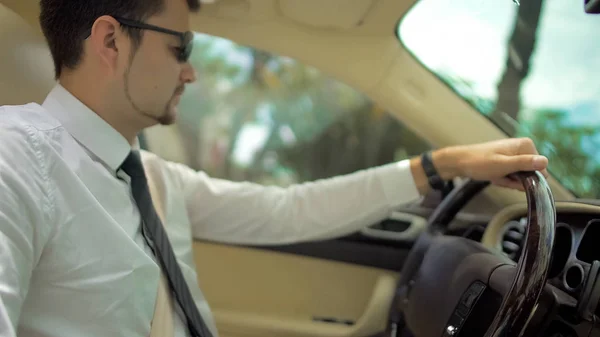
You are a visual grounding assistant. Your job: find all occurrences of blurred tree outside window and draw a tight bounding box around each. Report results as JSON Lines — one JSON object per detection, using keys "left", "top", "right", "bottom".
{"left": 142, "top": 34, "right": 432, "bottom": 187}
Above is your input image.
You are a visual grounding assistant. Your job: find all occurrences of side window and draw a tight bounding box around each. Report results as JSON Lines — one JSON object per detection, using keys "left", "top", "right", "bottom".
{"left": 142, "top": 34, "right": 432, "bottom": 186}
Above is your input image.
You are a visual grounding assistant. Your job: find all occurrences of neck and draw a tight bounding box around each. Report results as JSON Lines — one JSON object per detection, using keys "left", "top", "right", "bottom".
{"left": 59, "top": 72, "right": 142, "bottom": 145}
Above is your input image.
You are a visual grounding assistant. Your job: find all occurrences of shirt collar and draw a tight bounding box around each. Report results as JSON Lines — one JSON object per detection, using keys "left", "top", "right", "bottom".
{"left": 42, "top": 84, "right": 132, "bottom": 171}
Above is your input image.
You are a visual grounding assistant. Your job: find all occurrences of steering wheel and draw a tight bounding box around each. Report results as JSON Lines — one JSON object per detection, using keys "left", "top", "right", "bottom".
{"left": 393, "top": 171, "right": 556, "bottom": 337}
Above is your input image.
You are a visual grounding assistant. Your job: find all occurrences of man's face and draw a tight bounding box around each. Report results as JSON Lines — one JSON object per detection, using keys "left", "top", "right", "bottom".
{"left": 119, "top": 0, "right": 196, "bottom": 126}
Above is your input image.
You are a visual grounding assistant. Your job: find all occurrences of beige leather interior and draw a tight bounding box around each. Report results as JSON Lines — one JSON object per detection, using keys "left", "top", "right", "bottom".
{"left": 277, "top": 0, "right": 378, "bottom": 29}
{"left": 0, "top": 4, "right": 54, "bottom": 105}
{"left": 194, "top": 243, "right": 398, "bottom": 337}
{"left": 0, "top": 1, "right": 577, "bottom": 336}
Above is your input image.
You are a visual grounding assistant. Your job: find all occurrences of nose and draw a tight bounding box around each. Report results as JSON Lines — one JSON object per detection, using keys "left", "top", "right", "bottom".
{"left": 181, "top": 62, "right": 197, "bottom": 84}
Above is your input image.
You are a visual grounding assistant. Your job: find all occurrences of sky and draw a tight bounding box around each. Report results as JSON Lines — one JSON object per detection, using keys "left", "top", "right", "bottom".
{"left": 397, "top": 0, "right": 600, "bottom": 125}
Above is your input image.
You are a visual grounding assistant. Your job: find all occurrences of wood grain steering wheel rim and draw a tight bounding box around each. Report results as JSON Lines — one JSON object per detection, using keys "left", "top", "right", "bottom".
{"left": 394, "top": 171, "right": 556, "bottom": 337}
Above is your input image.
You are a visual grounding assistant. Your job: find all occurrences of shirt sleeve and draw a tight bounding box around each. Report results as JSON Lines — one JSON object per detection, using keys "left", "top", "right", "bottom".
{"left": 167, "top": 158, "right": 421, "bottom": 245}
{"left": 0, "top": 121, "right": 52, "bottom": 335}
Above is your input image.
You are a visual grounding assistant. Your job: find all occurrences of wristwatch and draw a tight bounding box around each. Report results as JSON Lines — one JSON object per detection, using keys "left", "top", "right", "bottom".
{"left": 421, "top": 151, "right": 447, "bottom": 191}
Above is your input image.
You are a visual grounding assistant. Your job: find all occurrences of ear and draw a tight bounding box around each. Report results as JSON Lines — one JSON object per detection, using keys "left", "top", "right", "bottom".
{"left": 88, "top": 15, "right": 123, "bottom": 75}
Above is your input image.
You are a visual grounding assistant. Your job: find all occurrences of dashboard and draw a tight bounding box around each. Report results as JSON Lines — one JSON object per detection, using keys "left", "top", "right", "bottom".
{"left": 481, "top": 201, "right": 600, "bottom": 314}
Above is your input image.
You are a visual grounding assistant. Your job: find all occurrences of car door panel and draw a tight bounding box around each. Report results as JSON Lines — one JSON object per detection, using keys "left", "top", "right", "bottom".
{"left": 190, "top": 214, "right": 425, "bottom": 337}
{"left": 212, "top": 274, "right": 395, "bottom": 337}
{"left": 193, "top": 241, "right": 398, "bottom": 337}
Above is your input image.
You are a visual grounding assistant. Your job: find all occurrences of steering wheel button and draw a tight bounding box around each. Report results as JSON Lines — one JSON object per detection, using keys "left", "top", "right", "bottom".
{"left": 471, "top": 281, "right": 485, "bottom": 292}
{"left": 455, "top": 303, "right": 469, "bottom": 317}
{"left": 459, "top": 281, "right": 486, "bottom": 309}
{"left": 462, "top": 291, "right": 478, "bottom": 307}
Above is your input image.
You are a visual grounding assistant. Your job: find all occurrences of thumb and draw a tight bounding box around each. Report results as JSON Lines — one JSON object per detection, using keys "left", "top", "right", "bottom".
{"left": 502, "top": 154, "right": 548, "bottom": 173}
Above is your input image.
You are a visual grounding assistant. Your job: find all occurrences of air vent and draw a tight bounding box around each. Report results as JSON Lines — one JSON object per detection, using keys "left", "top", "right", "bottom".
{"left": 500, "top": 219, "right": 526, "bottom": 261}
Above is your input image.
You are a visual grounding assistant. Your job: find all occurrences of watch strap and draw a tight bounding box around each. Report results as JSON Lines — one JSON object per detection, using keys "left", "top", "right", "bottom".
{"left": 421, "top": 151, "right": 446, "bottom": 191}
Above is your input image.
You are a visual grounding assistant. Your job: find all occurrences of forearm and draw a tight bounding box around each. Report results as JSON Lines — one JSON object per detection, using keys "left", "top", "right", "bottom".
{"left": 186, "top": 146, "right": 467, "bottom": 245}
{"left": 187, "top": 161, "right": 421, "bottom": 244}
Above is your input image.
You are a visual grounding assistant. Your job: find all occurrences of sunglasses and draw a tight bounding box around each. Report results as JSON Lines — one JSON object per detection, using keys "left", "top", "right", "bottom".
{"left": 112, "top": 16, "right": 194, "bottom": 63}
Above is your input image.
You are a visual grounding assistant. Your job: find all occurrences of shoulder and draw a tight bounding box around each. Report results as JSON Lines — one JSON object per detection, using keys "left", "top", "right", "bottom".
{"left": 0, "top": 103, "right": 61, "bottom": 201}
{"left": 0, "top": 103, "right": 62, "bottom": 166}
{"left": 0, "top": 103, "right": 61, "bottom": 132}
{"left": 0, "top": 104, "right": 47, "bottom": 166}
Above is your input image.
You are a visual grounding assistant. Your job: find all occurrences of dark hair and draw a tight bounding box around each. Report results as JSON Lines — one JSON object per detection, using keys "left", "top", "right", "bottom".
{"left": 39, "top": 0, "right": 201, "bottom": 79}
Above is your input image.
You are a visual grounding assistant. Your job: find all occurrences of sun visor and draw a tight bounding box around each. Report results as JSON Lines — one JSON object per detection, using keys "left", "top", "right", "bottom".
{"left": 277, "top": 0, "right": 379, "bottom": 30}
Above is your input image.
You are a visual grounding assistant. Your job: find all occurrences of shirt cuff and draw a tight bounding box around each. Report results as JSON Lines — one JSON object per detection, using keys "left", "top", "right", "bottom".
{"left": 376, "top": 159, "right": 421, "bottom": 208}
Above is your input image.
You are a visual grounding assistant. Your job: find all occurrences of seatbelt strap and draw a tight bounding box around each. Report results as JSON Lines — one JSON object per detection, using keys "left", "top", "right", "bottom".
{"left": 145, "top": 163, "right": 176, "bottom": 337}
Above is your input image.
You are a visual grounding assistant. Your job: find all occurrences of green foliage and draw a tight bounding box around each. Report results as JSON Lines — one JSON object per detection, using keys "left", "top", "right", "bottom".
{"left": 518, "top": 109, "right": 600, "bottom": 198}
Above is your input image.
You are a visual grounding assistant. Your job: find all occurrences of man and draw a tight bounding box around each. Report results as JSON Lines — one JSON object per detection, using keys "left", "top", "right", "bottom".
{"left": 0, "top": 0, "right": 549, "bottom": 336}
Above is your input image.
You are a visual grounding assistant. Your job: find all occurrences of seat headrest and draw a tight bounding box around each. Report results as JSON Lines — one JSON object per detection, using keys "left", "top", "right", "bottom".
{"left": 0, "top": 4, "right": 55, "bottom": 105}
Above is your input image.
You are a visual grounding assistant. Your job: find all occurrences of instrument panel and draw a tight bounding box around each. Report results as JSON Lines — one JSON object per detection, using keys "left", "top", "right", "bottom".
{"left": 481, "top": 201, "right": 600, "bottom": 308}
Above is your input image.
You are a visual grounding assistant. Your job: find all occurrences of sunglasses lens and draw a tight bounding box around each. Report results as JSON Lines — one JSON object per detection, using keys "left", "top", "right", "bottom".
{"left": 180, "top": 32, "right": 194, "bottom": 62}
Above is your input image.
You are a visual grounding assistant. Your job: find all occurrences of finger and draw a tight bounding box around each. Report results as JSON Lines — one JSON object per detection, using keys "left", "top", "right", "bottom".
{"left": 508, "top": 161, "right": 550, "bottom": 178}
{"left": 501, "top": 154, "right": 548, "bottom": 173}
{"left": 515, "top": 137, "right": 539, "bottom": 155}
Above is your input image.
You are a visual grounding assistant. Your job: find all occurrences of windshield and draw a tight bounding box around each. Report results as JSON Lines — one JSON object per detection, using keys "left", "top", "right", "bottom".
{"left": 397, "top": 0, "right": 600, "bottom": 198}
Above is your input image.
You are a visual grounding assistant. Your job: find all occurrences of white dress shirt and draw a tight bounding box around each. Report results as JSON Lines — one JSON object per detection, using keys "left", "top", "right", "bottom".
{"left": 0, "top": 84, "right": 421, "bottom": 337}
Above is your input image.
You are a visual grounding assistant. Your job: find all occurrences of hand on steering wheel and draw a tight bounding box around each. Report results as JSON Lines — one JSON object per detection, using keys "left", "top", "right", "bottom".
{"left": 393, "top": 171, "right": 555, "bottom": 337}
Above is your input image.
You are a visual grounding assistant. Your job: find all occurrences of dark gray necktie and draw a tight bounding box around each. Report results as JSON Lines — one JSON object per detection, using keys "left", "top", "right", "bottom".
{"left": 120, "top": 150, "right": 213, "bottom": 337}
